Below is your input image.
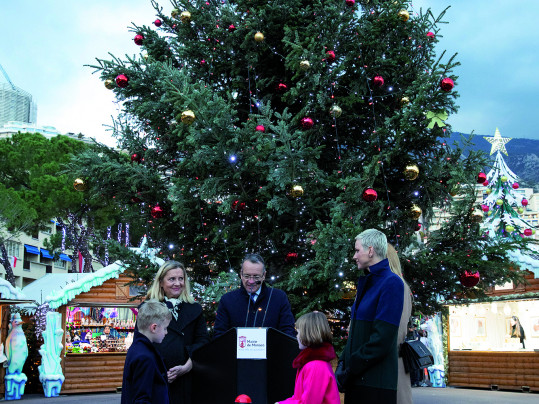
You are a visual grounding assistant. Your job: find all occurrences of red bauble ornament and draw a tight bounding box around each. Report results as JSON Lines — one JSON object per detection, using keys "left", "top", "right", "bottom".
{"left": 373, "top": 75, "right": 384, "bottom": 87}
{"left": 200, "top": 59, "right": 206, "bottom": 65}
{"left": 116, "top": 74, "right": 129, "bottom": 88}
{"left": 426, "top": 31, "right": 435, "bottom": 40}
{"left": 459, "top": 270, "right": 480, "bottom": 288}
{"left": 130, "top": 193, "right": 142, "bottom": 204}
{"left": 481, "top": 204, "right": 489, "bottom": 212}
{"left": 231, "top": 200, "right": 246, "bottom": 211}
{"left": 477, "top": 172, "right": 487, "bottom": 183}
{"left": 416, "top": 223, "right": 422, "bottom": 231}
{"left": 483, "top": 180, "right": 489, "bottom": 186}
{"left": 131, "top": 153, "right": 142, "bottom": 163}
{"left": 512, "top": 183, "right": 519, "bottom": 189}
{"left": 255, "top": 125, "right": 265, "bottom": 132}
{"left": 440, "top": 77, "right": 454, "bottom": 92}
{"left": 300, "top": 117, "right": 314, "bottom": 129}
{"left": 151, "top": 205, "right": 165, "bottom": 219}
{"left": 345, "top": 0, "right": 355, "bottom": 6}
{"left": 134, "top": 34, "right": 144, "bottom": 46}
{"left": 362, "top": 188, "right": 378, "bottom": 202}
{"left": 277, "top": 82, "right": 288, "bottom": 92}
{"left": 522, "top": 198, "right": 529, "bottom": 207}
{"left": 235, "top": 395, "right": 252, "bottom": 404}
{"left": 228, "top": 24, "right": 236, "bottom": 32}
{"left": 326, "top": 50, "right": 336, "bottom": 63}
{"left": 524, "top": 228, "right": 533, "bottom": 236}
{"left": 285, "top": 252, "right": 298, "bottom": 262}
{"left": 154, "top": 19, "right": 162, "bottom": 27}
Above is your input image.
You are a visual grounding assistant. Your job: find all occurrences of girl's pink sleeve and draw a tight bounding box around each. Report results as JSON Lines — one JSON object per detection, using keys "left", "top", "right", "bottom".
{"left": 279, "top": 361, "right": 336, "bottom": 404}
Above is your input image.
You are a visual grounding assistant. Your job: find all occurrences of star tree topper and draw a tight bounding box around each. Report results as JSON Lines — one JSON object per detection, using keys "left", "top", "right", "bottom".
{"left": 484, "top": 128, "right": 511, "bottom": 156}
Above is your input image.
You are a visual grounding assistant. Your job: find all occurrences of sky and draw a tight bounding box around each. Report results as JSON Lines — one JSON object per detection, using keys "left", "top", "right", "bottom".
{"left": 1, "top": 0, "right": 538, "bottom": 146}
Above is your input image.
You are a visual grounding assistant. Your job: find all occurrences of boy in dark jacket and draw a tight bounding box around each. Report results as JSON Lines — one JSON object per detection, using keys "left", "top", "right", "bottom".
{"left": 121, "top": 300, "right": 172, "bottom": 404}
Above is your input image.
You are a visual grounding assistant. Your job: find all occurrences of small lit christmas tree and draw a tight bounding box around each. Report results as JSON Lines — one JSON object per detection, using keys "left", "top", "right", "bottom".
{"left": 481, "top": 128, "right": 535, "bottom": 240}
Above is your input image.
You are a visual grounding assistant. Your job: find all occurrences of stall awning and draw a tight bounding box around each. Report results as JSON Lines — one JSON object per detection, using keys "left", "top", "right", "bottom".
{"left": 24, "top": 245, "right": 40, "bottom": 255}
{"left": 40, "top": 249, "right": 54, "bottom": 259}
{"left": 59, "top": 253, "right": 72, "bottom": 262}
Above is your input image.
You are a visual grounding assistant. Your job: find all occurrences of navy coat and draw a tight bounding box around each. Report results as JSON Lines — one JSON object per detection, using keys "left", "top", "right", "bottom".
{"left": 121, "top": 330, "right": 169, "bottom": 404}
{"left": 214, "top": 283, "right": 295, "bottom": 338}
{"left": 153, "top": 301, "right": 209, "bottom": 404}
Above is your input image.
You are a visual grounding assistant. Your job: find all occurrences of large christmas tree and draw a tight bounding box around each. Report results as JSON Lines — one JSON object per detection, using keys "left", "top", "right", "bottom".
{"left": 72, "top": 0, "right": 532, "bottom": 322}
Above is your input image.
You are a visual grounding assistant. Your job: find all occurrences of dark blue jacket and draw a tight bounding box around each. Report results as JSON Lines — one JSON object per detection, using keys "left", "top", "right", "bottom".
{"left": 342, "top": 258, "right": 404, "bottom": 392}
{"left": 214, "top": 283, "right": 295, "bottom": 338}
{"left": 121, "top": 330, "right": 169, "bottom": 404}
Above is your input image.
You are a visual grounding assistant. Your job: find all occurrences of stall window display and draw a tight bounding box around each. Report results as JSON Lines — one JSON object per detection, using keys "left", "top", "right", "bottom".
{"left": 448, "top": 299, "right": 539, "bottom": 351}
{"left": 65, "top": 306, "right": 137, "bottom": 354}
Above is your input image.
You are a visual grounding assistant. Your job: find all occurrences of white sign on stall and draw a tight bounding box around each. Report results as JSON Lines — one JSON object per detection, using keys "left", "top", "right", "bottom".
{"left": 236, "top": 327, "right": 267, "bottom": 359}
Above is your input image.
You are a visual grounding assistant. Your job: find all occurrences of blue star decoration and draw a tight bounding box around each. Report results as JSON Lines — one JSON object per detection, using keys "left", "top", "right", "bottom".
{"left": 484, "top": 128, "right": 511, "bottom": 156}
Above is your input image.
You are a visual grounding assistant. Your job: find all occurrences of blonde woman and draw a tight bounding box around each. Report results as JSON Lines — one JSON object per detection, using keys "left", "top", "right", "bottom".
{"left": 144, "top": 261, "right": 209, "bottom": 404}
{"left": 387, "top": 244, "right": 413, "bottom": 404}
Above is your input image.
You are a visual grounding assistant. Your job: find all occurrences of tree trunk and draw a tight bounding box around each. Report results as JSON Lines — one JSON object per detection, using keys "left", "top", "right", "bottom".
{"left": 0, "top": 242, "right": 16, "bottom": 287}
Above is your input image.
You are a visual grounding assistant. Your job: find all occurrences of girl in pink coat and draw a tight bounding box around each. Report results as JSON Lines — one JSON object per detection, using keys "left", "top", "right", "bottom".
{"left": 276, "top": 312, "right": 341, "bottom": 404}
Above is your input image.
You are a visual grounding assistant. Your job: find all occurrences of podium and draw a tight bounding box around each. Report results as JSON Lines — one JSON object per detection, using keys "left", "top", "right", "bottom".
{"left": 192, "top": 327, "right": 299, "bottom": 404}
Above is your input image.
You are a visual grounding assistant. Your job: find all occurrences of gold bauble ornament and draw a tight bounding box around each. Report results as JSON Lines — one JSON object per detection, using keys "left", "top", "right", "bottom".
{"left": 409, "top": 204, "right": 422, "bottom": 220}
{"left": 180, "top": 11, "right": 191, "bottom": 23}
{"left": 449, "top": 185, "right": 460, "bottom": 197}
{"left": 254, "top": 32, "right": 265, "bottom": 42}
{"left": 341, "top": 280, "right": 357, "bottom": 300}
{"left": 104, "top": 79, "right": 115, "bottom": 90}
{"left": 404, "top": 164, "right": 419, "bottom": 181}
{"left": 329, "top": 105, "right": 342, "bottom": 118}
{"left": 171, "top": 8, "right": 180, "bottom": 18}
{"left": 142, "top": 51, "right": 149, "bottom": 60}
{"left": 485, "top": 188, "right": 492, "bottom": 195}
{"left": 180, "top": 110, "right": 196, "bottom": 125}
{"left": 471, "top": 209, "right": 484, "bottom": 223}
{"left": 290, "top": 184, "right": 304, "bottom": 198}
{"left": 400, "top": 96, "right": 410, "bottom": 106}
{"left": 73, "top": 178, "right": 87, "bottom": 192}
{"left": 398, "top": 9, "right": 410, "bottom": 22}
{"left": 506, "top": 225, "right": 515, "bottom": 232}
{"left": 299, "top": 60, "right": 311, "bottom": 71}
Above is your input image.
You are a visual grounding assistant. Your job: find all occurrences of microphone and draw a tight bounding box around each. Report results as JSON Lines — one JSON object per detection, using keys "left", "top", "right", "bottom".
{"left": 253, "top": 307, "right": 262, "bottom": 327}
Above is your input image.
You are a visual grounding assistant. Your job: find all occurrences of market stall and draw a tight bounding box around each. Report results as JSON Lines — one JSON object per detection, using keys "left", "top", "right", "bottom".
{"left": 447, "top": 270, "right": 539, "bottom": 392}
{"left": 22, "top": 263, "right": 144, "bottom": 394}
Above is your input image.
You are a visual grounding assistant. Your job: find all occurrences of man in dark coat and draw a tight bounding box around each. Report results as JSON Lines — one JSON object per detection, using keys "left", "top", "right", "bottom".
{"left": 122, "top": 301, "right": 171, "bottom": 404}
{"left": 214, "top": 253, "right": 295, "bottom": 338}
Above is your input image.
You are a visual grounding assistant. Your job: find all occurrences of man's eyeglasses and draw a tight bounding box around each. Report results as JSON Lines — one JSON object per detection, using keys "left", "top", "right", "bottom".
{"left": 242, "top": 274, "right": 263, "bottom": 281}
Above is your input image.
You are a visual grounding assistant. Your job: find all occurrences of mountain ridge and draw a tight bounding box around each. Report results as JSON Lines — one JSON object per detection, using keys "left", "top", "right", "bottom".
{"left": 447, "top": 133, "right": 539, "bottom": 190}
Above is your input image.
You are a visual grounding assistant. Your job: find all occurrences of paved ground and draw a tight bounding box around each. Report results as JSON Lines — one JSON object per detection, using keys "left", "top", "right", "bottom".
{"left": 10, "top": 387, "right": 538, "bottom": 403}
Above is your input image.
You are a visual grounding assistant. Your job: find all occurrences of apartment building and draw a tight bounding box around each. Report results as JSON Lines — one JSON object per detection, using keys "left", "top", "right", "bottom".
{"left": 1, "top": 221, "right": 103, "bottom": 289}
